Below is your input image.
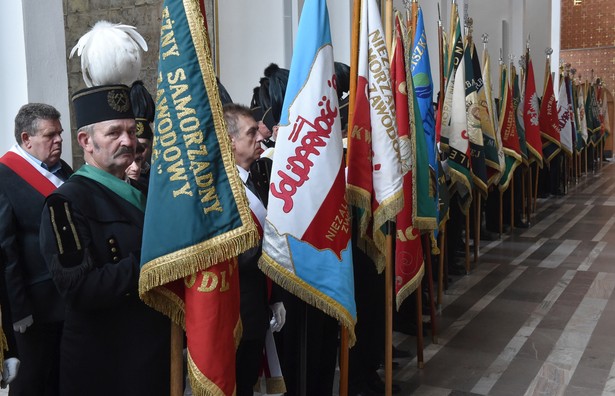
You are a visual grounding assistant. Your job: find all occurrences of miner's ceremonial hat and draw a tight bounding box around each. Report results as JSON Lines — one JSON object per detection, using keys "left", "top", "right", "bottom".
{"left": 264, "top": 63, "right": 289, "bottom": 125}
{"left": 130, "top": 81, "right": 154, "bottom": 140}
{"left": 72, "top": 85, "right": 134, "bottom": 129}
{"left": 251, "top": 105, "right": 276, "bottom": 132}
{"left": 261, "top": 107, "right": 276, "bottom": 132}
{"left": 69, "top": 21, "right": 148, "bottom": 129}
{"left": 251, "top": 105, "right": 265, "bottom": 123}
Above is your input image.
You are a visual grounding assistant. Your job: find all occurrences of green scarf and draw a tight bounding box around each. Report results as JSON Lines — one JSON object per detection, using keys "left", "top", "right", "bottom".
{"left": 74, "top": 164, "right": 146, "bottom": 212}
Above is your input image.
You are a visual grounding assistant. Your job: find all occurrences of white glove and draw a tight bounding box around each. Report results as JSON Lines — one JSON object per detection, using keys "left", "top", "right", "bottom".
{"left": 1, "top": 358, "right": 20, "bottom": 388}
{"left": 13, "top": 315, "right": 33, "bottom": 334}
{"left": 269, "top": 302, "right": 286, "bottom": 332}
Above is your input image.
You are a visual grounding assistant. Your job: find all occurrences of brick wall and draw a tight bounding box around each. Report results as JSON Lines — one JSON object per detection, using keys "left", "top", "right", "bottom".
{"left": 560, "top": 0, "right": 614, "bottom": 155}
{"left": 560, "top": 0, "right": 614, "bottom": 98}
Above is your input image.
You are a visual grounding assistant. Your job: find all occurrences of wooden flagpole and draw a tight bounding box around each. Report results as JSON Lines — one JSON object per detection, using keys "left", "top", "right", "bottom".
{"left": 573, "top": 150, "right": 577, "bottom": 182}
{"left": 499, "top": 190, "right": 503, "bottom": 237}
{"left": 465, "top": 209, "right": 470, "bottom": 273}
{"left": 437, "top": 227, "right": 446, "bottom": 307}
{"left": 523, "top": 165, "right": 528, "bottom": 218}
{"left": 422, "top": 236, "right": 438, "bottom": 343}
{"left": 411, "top": 0, "right": 418, "bottom": 38}
{"left": 415, "top": 282, "right": 425, "bottom": 368}
{"left": 532, "top": 163, "right": 538, "bottom": 213}
{"left": 385, "top": 227, "right": 394, "bottom": 396}
{"left": 437, "top": 3, "right": 445, "bottom": 117}
{"left": 474, "top": 193, "right": 480, "bottom": 263}
{"left": 384, "top": 2, "right": 394, "bottom": 395}
{"left": 339, "top": 1, "right": 362, "bottom": 395}
{"left": 170, "top": 323, "right": 183, "bottom": 396}
{"left": 510, "top": 174, "right": 515, "bottom": 231}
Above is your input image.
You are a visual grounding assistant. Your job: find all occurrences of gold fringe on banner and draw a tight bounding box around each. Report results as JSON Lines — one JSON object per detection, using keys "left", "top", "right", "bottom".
{"left": 395, "top": 265, "right": 424, "bottom": 310}
{"left": 139, "top": 229, "right": 259, "bottom": 298}
{"left": 187, "top": 350, "right": 228, "bottom": 396}
{"left": 357, "top": 235, "right": 386, "bottom": 274}
{"left": 259, "top": 254, "right": 357, "bottom": 347}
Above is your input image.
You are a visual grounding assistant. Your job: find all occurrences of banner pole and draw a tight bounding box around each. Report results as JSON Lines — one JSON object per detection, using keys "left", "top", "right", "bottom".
{"left": 384, "top": 0, "right": 393, "bottom": 54}
{"left": 385, "top": 1, "right": 394, "bottom": 393}
{"left": 342, "top": 1, "right": 360, "bottom": 392}
{"left": 422, "top": 235, "right": 438, "bottom": 343}
{"left": 437, "top": 227, "right": 446, "bottom": 308}
{"left": 385, "top": 222, "right": 394, "bottom": 396}
{"left": 474, "top": 193, "right": 481, "bottom": 263}
{"left": 339, "top": 326, "right": 349, "bottom": 396}
{"left": 464, "top": 209, "right": 470, "bottom": 273}
{"left": 533, "top": 163, "right": 539, "bottom": 213}
{"left": 510, "top": 174, "right": 515, "bottom": 231}
{"left": 170, "top": 323, "right": 184, "bottom": 396}
{"left": 416, "top": 282, "right": 424, "bottom": 368}
{"left": 521, "top": 165, "right": 532, "bottom": 216}
{"left": 347, "top": 0, "right": 361, "bottom": 161}
{"left": 499, "top": 190, "right": 503, "bottom": 237}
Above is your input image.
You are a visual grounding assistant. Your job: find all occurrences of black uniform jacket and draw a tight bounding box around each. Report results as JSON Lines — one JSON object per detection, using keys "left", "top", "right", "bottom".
{"left": 238, "top": 170, "right": 282, "bottom": 341}
{"left": 238, "top": 242, "right": 270, "bottom": 341}
{"left": 0, "top": 160, "right": 72, "bottom": 325}
{"left": 39, "top": 175, "right": 170, "bottom": 396}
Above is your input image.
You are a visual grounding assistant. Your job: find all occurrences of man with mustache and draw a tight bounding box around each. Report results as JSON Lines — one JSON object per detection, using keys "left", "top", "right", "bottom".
{"left": 38, "top": 84, "right": 170, "bottom": 396}
{"left": 0, "top": 103, "right": 72, "bottom": 395}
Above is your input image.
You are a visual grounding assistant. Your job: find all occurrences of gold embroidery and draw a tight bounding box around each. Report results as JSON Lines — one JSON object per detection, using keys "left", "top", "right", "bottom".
{"left": 64, "top": 202, "right": 82, "bottom": 251}
{"left": 49, "top": 206, "right": 64, "bottom": 254}
{"left": 107, "top": 89, "right": 130, "bottom": 113}
{"left": 136, "top": 122, "right": 145, "bottom": 137}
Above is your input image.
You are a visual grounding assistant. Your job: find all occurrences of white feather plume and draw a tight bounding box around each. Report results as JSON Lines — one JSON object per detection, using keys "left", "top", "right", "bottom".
{"left": 70, "top": 21, "right": 148, "bottom": 87}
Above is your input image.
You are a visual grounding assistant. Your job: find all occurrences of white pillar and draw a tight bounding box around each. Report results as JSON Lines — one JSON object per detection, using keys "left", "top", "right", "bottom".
{"left": 0, "top": 0, "right": 72, "bottom": 165}
{"left": 218, "top": 0, "right": 293, "bottom": 106}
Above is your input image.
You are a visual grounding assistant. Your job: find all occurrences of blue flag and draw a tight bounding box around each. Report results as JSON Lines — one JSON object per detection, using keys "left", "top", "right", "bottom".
{"left": 259, "top": 0, "right": 356, "bottom": 343}
{"left": 411, "top": 6, "right": 439, "bottom": 232}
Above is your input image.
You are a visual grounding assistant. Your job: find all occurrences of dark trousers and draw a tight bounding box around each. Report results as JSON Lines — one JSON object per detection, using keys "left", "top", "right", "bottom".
{"left": 349, "top": 250, "right": 385, "bottom": 391}
{"left": 236, "top": 337, "right": 265, "bottom": 396}
{"left": 10, "top": 321, "right": 62, "bottom": 396}
{"left": 446, "top": 193, "right": 466, "bottom": 267}
{"left": 276, "top": 295, "right": 338, "bottom": 396}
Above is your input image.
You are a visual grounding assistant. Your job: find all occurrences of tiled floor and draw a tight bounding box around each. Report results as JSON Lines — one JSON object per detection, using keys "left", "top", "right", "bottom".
{"left": 388, "top": 161, "right": 615, "bottom": 395}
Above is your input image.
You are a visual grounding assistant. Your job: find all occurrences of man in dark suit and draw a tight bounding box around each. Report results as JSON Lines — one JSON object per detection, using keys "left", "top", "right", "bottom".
{"left": 0, "top": 103, "right": 72, "bottom": 395}
{"left": 223, "top": 103, "right": 285, "bottom": 396}
{"left": 38, "top": 84, "right": 170, "bottom": 396}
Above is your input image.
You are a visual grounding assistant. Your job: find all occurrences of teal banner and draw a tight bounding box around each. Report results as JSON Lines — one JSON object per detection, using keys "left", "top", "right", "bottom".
{"left": 140, "top": 2, "right": 258, "bottom": 283}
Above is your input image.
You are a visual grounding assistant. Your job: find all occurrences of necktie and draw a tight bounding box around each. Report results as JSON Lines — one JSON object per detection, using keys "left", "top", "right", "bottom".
{"left": 245, "top": 173, "right": 261, "bottom": 201}
{"left": 53, "top": 167, "right": 68, "bottom": 181}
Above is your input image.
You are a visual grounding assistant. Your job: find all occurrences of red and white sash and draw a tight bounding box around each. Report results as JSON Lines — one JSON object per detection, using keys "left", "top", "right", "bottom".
{"left": 0, "top": 146, "right": 64, "bottom": 196}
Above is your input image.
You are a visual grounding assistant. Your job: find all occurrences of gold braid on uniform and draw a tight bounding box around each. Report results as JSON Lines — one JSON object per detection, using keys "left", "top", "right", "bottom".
{"left": 46, "top": 196, "right": 94, "bottom": 289}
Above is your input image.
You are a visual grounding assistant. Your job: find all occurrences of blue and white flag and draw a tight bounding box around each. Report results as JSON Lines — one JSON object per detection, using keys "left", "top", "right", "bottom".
{"left": 411, "top": 6, "right": 438, "bottom": 232}
{"left": 258, "top": 0, "right": 356, "bottom": 343}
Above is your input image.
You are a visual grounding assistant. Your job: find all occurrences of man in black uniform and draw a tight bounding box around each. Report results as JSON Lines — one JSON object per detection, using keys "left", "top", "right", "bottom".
{"left": 0, "top": 103, "right": 71, "bottom": 396}
{"left": 223, "top": 103, "right": 285, "bottom": 396}
{"left": 39, "top": 84, "right": 170, "bottom": 396}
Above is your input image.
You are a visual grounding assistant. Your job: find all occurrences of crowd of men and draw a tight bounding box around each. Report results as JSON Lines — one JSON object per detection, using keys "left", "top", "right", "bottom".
{"left": 0, "top": 51, "right": 403, "bottom": 396}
